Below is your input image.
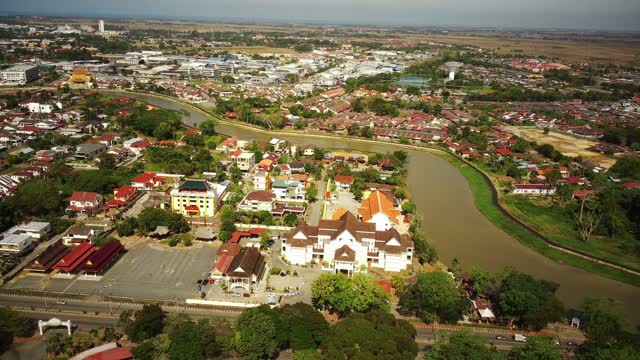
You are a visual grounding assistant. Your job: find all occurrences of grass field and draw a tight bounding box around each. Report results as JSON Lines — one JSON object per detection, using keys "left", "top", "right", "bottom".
{"left": 404, "top": 34, "right": 640, "bottom": 66}
{"left": 437, "top": 152, "right": 640, "bottom": 287}
{"left": 502, "top": 196, "right": 639, "bottom": 270}
{"left": 507, "top": 126, "right": 616, "bottom": 168}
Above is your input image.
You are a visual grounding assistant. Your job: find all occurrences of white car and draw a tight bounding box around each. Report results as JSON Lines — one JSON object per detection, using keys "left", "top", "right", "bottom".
{"left": 55, "top": 300, "right": 66, "bottom": 305}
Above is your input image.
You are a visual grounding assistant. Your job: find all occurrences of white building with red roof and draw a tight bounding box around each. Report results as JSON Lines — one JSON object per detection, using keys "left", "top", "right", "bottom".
{"left": 66, "top": 191, "right": 103, "bottom": 215}
{"left": 131, "top": 173, "right": 165, "bottom": 190}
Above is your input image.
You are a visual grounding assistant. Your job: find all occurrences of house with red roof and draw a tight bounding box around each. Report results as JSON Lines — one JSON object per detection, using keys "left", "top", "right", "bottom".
{"left": 495, "top": 147, "right": 513, "bottom": 156}
{"left": 623, "top": 182, "right": 640, "bottom": 190}
{"left": 106, "top": 186, "right": 138, "bottom": 208}
{"left": 334, "top": 175, "right": 354, "bottom": 189}
{"left": 131, "top": 173, "right": 164, "bottom": 190}
{"left": 66, "top": 192, "right": 103, "bottom": 215}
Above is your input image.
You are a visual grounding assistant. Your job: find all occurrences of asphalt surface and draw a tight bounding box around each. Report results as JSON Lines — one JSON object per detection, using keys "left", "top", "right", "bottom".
{"left": 0, "top": 292, "right": 583, "bottom": 353}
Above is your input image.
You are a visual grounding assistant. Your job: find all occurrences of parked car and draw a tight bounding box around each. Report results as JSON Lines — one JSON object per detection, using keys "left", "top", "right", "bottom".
{"left": 55, "top": 300, "right": 66, "bottom": 305}
{"left": 496, "top": 335, "right": 508, "bottom": 340}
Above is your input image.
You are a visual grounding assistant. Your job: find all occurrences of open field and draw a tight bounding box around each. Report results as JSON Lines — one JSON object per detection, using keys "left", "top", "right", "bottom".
{"left": 404, "top": 34, "right": 640, "bottom": 66}
{"left": 503, "top": 196, "right": 639, "bottom": 271}
{"left": 506, "top": 126, "right": 617, "bottom": 168}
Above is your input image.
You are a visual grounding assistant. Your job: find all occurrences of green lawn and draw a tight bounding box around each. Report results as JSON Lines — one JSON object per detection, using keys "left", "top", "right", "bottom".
{"left": 503, "top": 196, "right": 639, "bottom": 271}
{"left": 436, "top": 153, "right": 640, "bottom": 287}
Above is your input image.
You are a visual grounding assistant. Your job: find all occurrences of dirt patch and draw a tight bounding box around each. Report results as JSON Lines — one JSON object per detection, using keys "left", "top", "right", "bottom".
{"left": 507, "top": 126, "right": 616, "bottom": 168}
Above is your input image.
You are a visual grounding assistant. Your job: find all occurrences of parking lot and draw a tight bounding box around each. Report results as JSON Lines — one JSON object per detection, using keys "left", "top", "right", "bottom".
{"left": 7, "top": 241, "right": 218, "bottom": 301}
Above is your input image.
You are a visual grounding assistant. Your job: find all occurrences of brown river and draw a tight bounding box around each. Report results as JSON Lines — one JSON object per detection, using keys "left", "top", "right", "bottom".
{"left": 109, "top": 91, "right": 640, "bottom": 326}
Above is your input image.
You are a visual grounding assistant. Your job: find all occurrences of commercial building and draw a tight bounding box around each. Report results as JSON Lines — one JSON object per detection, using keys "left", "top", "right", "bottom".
{"left": 209, "top": 243, "right": 265, "bottom": 291}
{"left": 0, "top": 234, "right": 33, "bottom": 254}
{"left": 27, "top": 240, "right": 71, "bottom": 272}
{"left": 98, "top": 20, "right": 105, "bottom": 33}
{"left": 170, "top": 179, "right": 228, "bottom": 217}
{"left": 52, "top": 242, "right": 96, "bottom": 273}
{"left": 3, "top": 221, "right": 51, "bottom": 240}
{"left": 1, "top": 64, "right": 39, "bottom": 85}
{"left": 281, "top": 211, "right": 413, "bottom": 273}
{"left": 78, "top": 241, "right": 124, "bottom": 274}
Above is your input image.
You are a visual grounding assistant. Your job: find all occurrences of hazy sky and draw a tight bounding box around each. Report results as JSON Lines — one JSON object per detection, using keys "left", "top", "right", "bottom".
{"left": 2, "top": 0, "right": 640, "bottom": 31}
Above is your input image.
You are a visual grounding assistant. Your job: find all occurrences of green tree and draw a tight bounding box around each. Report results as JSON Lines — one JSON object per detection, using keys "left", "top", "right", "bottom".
{"left": 137, "top": 207, "right": 189, "bottom": 234}
{"left": 199, "top": 118, "right": 218, "bottom": 136}
{"left": 234, "top": 306, "right": 279, "bottom": 360}
{"left": 579, "top": 298, "right": 625, "bottom": 346}
{"left": 610, "top": 156, "right": 640, "bottom": 180}
{"left": 469, "top": 266, "right": 493, "bottom": 296}
{"left": 153, "top": 122, "right": 175, "bottom": 140}
{"left": 509, "top": 336, "right": 562, "bottom": 360}
{"left": 125, "top": 304, "right": 166, "bottom": 342}
{"left": 496, "top": 268, "right": 564, "bottom": 330}
{"left": 311, "top": 273, "right": 389, "bottom": 315}
{"left": 320, "top": 310, "right": 418, "bottom": 360}
{"left": 117, "top": 217, "right": 137, "bottom": 237}
{"left": 306, "top": 185, "right": 318, "bottom": 202}
{"left": 279, "top": 303, "right": 328, "bottom": 351}
{"left": 399, "top": 271, "right": 466, "bottom": 324}
{"left": 229, "top": 163, "right": 241, "bottom": 183}
{"left": 401, "top": 201, "right": 416, "bottom": 215}
{"left": 169, "top": 321, "right": 204, "bottom": 360}
{"left": 425, "top": 330, "right": 502, "bottom": 360}
{"left": 0, "top": 307, "right": 35, "bottom": 352}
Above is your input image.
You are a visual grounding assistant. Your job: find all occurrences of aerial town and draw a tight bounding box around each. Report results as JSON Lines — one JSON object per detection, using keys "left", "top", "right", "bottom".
{"left": 0, "top": 10, "right": 638, "bottom": 360}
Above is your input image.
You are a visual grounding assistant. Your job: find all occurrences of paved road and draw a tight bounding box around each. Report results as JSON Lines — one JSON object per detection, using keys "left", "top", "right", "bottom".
{"left": 0, "top": 293, "right": 583, "bottom": 352}
{"left": 307, "top": 171, "right": 328, "bottom": 226}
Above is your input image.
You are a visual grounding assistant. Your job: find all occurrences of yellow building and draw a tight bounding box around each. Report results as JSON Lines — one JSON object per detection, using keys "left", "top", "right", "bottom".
{"left": 68, "top": 68, "right": 93, "bottom": 88}
{"left": 170, "top": 179, "right": 228, "bottom": 217}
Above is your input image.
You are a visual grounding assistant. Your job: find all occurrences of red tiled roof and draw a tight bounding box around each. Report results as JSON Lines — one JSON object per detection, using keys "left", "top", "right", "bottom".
{"left": 53, "top": 242, "right": 96, "bottom": 273}
{"left": 623, "top": 182, "right": 640, "bottom": 189}
{"left": 70, "top": 191, "right": 100, "bottom": 203}
{"left": 84, "top": 346, "right": 134, "bottom": 360}
{"left": 78, "top": 241, "right": 123, "bottom": 273}
{"left": 335, "top": 175, "right": 354, "bottom": 184}
{"left": 358, "top": 190, "right": 400, "bottom": 224}
{"left": 132, "top": 173, "right": 156, "bottom": 184}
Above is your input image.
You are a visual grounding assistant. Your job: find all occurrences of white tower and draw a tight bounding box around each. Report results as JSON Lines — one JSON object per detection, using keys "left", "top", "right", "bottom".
{"left": 98, "top": 20, "right": 105, "bottom": 33}
{"left": 444, "top": 61, "right": 462, "bottom": 81}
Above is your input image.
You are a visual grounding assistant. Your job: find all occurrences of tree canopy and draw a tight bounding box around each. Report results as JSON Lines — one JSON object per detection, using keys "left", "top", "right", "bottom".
{"left": 311, "top": 273, "right": 390, "bottom": 316}
{"left": 320, "top": 310, "right": 418, "bottom": 360}
{"left": 399, "top": 271, "right": 467, "bottom": 324}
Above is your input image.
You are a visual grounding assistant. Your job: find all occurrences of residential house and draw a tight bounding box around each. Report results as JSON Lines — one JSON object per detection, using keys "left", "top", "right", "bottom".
{"left": 66, "top": 191, "right": 103, "bottom": 215}
{"left": 253, "top": 171, "right": 271, "bottom": 191}
{"left": 512, "top": 184, "right": 556, "bottom": 195}
{"left": 63, "top": 225, "right": 98, "bottom": 246}
{"left": 236, "top": 152, "right": 255, "bottom": 171}
{"left": 272, "top": 179, "right": 305, "bottom": 201}
{"left": 281, "top": 211, "right": 413, "bottom": 273}
{"left": 334, "top": 175, "right": 354, "bottom": 190}
{"left": 131, "top": 173, "right": 165, "bottom": 190}
{"left": 237, "top": 191, "right": 276, "bottom": 213}
{"left": 75, "top": 143, "right": 106, "bottom": 160}
{"left": 106, "top": 186, "right": 138, "bottom": 208}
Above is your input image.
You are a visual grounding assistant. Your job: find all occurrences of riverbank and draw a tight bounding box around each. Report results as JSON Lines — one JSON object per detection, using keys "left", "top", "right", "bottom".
{"left": 100, "top": 90, "right": 640, "bottom": 286}
{"left": 436, "top": 153, "right": 640, "bottom": 287}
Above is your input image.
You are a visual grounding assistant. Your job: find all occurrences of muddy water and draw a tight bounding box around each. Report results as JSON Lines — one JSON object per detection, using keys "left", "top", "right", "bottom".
{"left": 110, "top": 91, "right": 640, "bottom": 326}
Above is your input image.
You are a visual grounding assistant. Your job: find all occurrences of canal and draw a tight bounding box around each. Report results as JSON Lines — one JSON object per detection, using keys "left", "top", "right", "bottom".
{"left": 108, "top": 91, "right": 640, "bottom": 326}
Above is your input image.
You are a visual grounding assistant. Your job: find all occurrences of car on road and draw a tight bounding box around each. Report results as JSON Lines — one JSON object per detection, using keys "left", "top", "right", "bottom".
{"left": 495, "top": 335, "right": 508, "bottom": 340}
{"left": 230, "top": 293, "right": 241, "bottom": 297}
{"left": 513, "top": 334, "right": 527, "bottom": 343}
{"left": 55, "top": 300, "right": 66, "bottom": 305}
